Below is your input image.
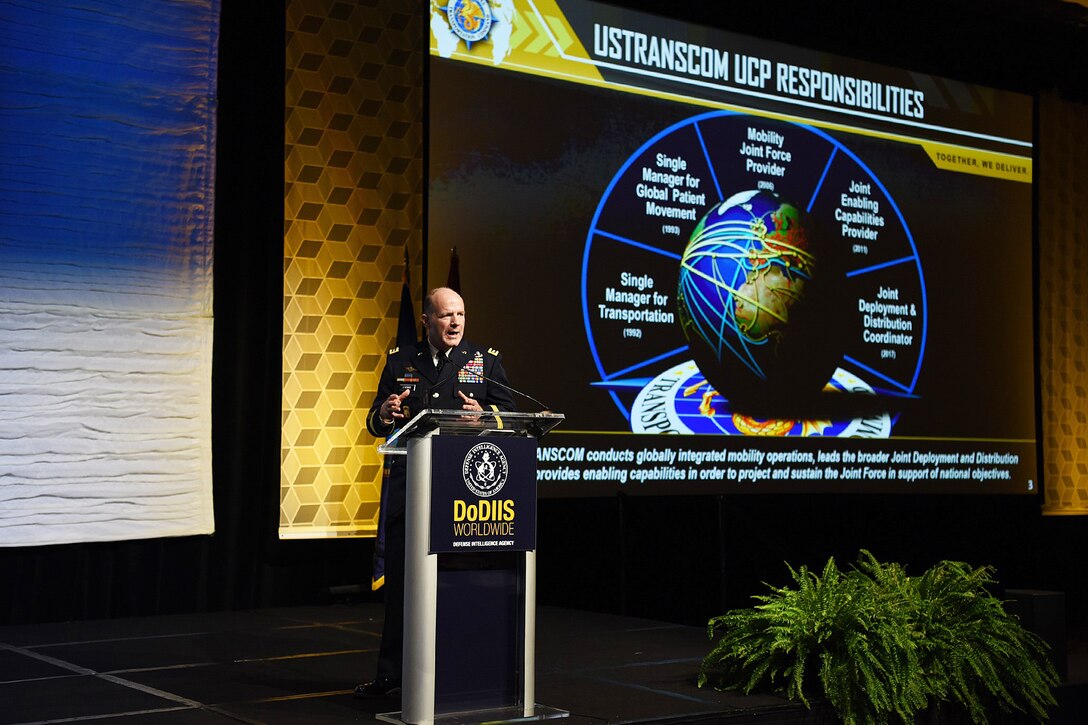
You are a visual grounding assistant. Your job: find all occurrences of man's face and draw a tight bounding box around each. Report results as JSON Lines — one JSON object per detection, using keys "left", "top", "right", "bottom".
{"left": 423, "top": 289, "right": 465, "bottom": 352}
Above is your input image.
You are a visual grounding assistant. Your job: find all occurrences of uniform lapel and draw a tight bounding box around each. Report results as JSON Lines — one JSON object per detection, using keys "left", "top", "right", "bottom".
{"left": 415, "top": 343, "right": 437, "bottom": 383}
{"left": 439, "top": 345, "right": 466, "bottom": 383}
{"left": 417, "top": 342, "right": 471, "bottom": 385}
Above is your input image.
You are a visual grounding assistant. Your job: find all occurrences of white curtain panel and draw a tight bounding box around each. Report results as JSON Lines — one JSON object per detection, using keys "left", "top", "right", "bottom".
{"left": 0, "top": 0, "right": 219, "bottom": 545}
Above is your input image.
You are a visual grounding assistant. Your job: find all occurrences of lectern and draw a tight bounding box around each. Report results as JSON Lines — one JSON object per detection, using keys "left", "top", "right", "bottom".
{"left": 376, "top": 409, "right": 566, "bottom": 725}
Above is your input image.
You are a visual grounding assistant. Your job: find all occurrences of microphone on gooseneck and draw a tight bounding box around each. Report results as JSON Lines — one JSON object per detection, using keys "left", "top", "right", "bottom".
{"left": 444, "top": 354, "right": 552, "bottom": 412}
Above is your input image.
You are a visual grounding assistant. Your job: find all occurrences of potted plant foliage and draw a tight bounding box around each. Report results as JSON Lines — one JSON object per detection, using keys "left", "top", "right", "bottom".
{"left": 698, "top": 550, "right": 1059, "bottom": 724}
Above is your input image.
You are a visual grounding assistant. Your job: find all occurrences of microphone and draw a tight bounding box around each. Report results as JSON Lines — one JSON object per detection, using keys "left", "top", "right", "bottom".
{"left": 445, "top": 353, "right": 552, "bottom": 412}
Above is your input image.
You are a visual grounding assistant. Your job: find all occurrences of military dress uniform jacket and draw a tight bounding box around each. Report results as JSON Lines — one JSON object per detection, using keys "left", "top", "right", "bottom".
{"left": 363, "top": 338, "right": 515, "bottom": 683}
{"left": 367, "top": 339, "right": 517, "bottom": 516}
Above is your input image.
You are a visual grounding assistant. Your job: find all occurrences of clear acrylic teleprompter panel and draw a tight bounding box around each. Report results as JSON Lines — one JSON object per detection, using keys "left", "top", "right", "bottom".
{"left": 377, "top": 409, "right": 565, "bottom": 455}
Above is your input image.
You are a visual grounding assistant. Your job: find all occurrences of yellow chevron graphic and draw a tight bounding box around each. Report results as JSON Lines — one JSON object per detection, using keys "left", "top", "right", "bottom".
{"left": 521, "top": 12, "right": 553, "bottom": 54}
{"left": 543, "top": 11, "right": 576, "bottom": 53}
{"left": 509, "top": 7, "right": 534, "bottom": 48}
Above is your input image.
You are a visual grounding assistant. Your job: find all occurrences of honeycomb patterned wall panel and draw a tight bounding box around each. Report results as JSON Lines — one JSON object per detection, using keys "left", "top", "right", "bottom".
{"left": 1038, "top": 92, "right": 1088, "bottom": 515}
{"left": 282, "top": 0, "right": 422, "bottom": 538}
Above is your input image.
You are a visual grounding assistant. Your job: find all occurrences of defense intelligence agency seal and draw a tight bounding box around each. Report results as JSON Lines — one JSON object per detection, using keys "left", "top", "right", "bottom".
{"left": 463, "top": 441, "right": 509, "bottom": 497}
{"left": 446, "top": 0, "right": 493, "bottom": 44}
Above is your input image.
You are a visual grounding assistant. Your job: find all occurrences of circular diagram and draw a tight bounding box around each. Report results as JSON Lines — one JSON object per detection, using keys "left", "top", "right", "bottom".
{"left": 581, "top": 111, "right": 927, "bottom": 436}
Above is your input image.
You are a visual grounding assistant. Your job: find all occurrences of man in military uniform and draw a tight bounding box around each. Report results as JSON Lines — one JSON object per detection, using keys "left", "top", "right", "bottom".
{"left": 355, "top": 286, "right": 516, "bottom": 699}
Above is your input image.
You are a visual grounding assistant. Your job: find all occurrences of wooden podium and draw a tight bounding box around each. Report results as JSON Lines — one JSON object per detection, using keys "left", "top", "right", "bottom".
{"left": 376, "top": 409, "right": 567, "bottom": 725}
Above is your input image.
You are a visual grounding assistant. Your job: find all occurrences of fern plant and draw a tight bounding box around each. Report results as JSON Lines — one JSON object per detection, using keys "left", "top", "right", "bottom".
{"left": 698, "top": 550, "right": 1059, "bottom": 724}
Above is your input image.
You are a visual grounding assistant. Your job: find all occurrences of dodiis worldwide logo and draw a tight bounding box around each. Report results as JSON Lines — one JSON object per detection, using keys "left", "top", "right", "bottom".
{"left": 453, "top": 442, "right": 517, "bottom": 543}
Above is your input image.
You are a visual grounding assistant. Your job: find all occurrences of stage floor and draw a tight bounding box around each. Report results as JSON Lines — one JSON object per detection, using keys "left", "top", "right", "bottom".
{"left": 0, "top": 603, "right": 1083, "bottom": 724}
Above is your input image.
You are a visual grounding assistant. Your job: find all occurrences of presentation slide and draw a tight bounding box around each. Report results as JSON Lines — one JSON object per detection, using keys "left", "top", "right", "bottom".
{"left": 427, "top": 0, "right": 1037, "bottom": 495}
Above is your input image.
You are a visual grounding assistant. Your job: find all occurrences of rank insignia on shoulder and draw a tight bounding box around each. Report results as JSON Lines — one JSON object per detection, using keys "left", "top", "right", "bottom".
{"left": 488, "top": 347, "right": 500, "bottom": 356}
{"left": 389, "top": 346, "right": 399, "bottom": 355}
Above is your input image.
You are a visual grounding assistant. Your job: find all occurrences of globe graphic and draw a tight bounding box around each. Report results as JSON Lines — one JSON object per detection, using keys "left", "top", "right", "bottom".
{"left": 677, "top": 189, "right": 842, "bottom": 414}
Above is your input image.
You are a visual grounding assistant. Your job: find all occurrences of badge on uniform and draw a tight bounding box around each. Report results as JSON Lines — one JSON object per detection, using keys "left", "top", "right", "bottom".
{"left": 458, "top": 351, "right": 484, "bottom": 383}
{"left": 397, "top": 374, "right": 419, "bottom": 391}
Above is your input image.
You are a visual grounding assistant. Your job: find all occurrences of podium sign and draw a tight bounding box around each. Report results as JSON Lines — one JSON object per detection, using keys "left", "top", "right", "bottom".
{"left": 377, "top": 410, "right": 567, "bottom": 725}
{"left": 430, "top": 436, "right": 537, "bottom": 553}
